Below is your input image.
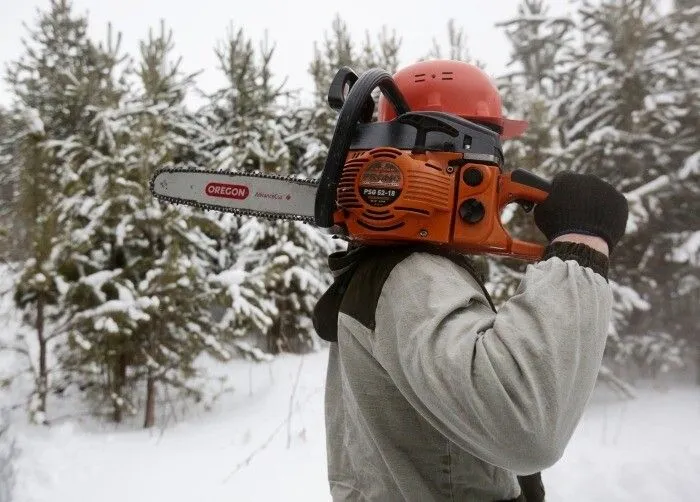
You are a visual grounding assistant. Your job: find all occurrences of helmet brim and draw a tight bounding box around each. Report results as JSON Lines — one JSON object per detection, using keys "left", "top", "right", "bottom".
{"left": 502, "top": 118, "right": 529, "bottom": 140}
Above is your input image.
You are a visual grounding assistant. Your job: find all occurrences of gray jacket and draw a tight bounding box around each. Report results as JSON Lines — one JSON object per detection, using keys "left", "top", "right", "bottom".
{"left": 313, "top": 243, "right": 612, "bottom": 501}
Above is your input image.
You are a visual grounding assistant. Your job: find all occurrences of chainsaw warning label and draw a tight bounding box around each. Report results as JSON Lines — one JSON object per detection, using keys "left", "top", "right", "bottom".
{"left": 359, "top": 160, "right": 403, "bottom": 207}
{"left": 205, "top": 182, "right": 250, "bottom": 200}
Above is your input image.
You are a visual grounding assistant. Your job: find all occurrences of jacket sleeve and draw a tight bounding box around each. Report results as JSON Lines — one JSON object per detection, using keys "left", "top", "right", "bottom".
{"left": 371, "top": 245, "right": 613, "bottom": 474}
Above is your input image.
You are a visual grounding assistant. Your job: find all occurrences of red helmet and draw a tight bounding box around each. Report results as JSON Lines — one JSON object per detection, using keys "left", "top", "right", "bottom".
{"left": 377, "top": 59, "right": 528, "bottom": 139}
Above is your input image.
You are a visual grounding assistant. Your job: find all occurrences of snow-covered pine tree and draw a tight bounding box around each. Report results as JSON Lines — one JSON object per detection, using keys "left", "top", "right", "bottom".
{"left": 618, "top": 0, "right": 700, "bottom": 377}
{"left": 358, "top": 26, "right": 402, "bottom": 78}
{"left": 202, "top": 24, "right": 293, "bottom": 175}
{"left": 306, "top": 15, "right": 357, "bottom": 172}
{"left": 308, "top": 14, "right": 402, "bottom": 160}
{"left": 3, "top": 0, "right": 127, "bottom": 423}
{"left": 551, "top": 0, "right": 699, "bottom": 374}
{"left": 197, "top": 25, "right": 295, "bottom": 356}
{"left": 52, "top": 21, "right": 232, "bottom": 427}
{"left": 489, "top": 0, "right": 574, "bottom": 304}
{"left": 199, "top": 25, "right": 341, "bottom": 355}
{"left": 658, "top": 0, "right": 700, "bottom": 375}
{"left": 112, "top": 22, "right": 232, "bottom": 427}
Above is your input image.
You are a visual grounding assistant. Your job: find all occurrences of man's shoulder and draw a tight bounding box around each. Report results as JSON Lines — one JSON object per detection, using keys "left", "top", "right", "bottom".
{"left": 340, "top": 246, "right": 488, "bottom": 330}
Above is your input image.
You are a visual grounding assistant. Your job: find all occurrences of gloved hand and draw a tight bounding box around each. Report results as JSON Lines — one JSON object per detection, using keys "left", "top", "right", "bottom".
{"left": 534, "top": 172, "right": 629, "bottom": 252}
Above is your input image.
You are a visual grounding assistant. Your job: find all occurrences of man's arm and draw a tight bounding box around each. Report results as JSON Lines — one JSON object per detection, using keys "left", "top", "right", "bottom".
{"left": 372, "top": 248, "right": 611, "bottom": 474}
{"left": 370, "top": 172, "right": 628, "bottom": 474}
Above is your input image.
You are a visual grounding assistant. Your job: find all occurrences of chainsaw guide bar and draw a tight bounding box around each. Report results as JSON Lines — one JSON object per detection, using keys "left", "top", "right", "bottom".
{"left": 149, "top": 168, "right": 319, "bottom": 223}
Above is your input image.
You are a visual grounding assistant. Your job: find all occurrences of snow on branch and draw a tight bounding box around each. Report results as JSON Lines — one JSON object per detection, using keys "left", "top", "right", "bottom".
{"left": 22, "top": 108, "right": 44, "bottom": 136}
{"left": 625, "top": 151, "right": 700, "bottom": 233}
{"left": 670, "top": 231, "right": 700, "bottom": 266}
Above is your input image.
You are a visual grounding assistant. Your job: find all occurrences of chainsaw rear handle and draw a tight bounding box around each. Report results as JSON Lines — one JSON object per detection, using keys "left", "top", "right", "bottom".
{"left": 315, "top": 68, "right": 411, "bottom": 228}
{"left": 497, "top": 168, "right": 551, "bottom": 260}
{"left": 509, "top": 168, "right": 551, "bottom": 195}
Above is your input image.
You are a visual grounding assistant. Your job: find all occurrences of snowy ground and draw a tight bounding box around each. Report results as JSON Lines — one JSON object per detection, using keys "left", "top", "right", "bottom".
{"left": 3, "top": 348, "right": 700, "bottom": 502}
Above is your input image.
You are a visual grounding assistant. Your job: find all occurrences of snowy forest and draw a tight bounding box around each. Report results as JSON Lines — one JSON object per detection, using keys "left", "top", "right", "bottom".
{"left": 0, "top": 0, "right": 698, "bottom": 499}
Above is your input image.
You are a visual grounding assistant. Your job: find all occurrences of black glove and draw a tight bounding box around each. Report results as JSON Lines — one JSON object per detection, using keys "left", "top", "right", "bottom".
{"left": 534, "top": 172, "right": 629, "bottom": 252}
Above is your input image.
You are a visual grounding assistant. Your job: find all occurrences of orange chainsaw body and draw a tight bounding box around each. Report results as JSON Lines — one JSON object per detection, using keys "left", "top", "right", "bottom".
{"left": 332, "top": 148, "right": 549, "bottom": 261}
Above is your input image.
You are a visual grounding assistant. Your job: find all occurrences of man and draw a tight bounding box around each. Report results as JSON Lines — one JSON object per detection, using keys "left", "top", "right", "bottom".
{"left": 312, "top": 61, "right": 629, "bottom": 501}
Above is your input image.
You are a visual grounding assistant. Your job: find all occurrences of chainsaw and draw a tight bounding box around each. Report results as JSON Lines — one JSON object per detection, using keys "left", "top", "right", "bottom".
{"left": 150, "top": 60, "right": 551, "bottom": 261}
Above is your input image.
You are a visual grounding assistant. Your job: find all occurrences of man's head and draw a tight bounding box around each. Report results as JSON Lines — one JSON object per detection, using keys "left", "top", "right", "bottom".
{"left": 376, "top": 59, "right": 528, "bottom": 140}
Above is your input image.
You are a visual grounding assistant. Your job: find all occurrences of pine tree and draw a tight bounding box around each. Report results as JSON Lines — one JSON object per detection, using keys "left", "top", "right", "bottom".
{"left": 200, "top": 25, "right": 342, "bottom": 356}
{"left": 358, "top": 27, "right": 402, "bottom": 76}
{"left": 248, "top": 16, "right": 405, "bottom": 354}
{"left": 202, "top": 24, "right": 293, "bottom": 174}
{"left": 111, "top": 22, "right": 232, "bottom": 427}
{"left": 51, "top": 21, "right": 232, "bottom": 427}
{"left": 623, "top": 0, "right": 700, "bottom": 377}
{"left": 551, "top": 0, "right": 699, "bottom": 374}
{"left": 4, "top": 0, "right": 127, "bottom": 423}
{"left": 198, "top": 25, "right": 295, "bottom": 353}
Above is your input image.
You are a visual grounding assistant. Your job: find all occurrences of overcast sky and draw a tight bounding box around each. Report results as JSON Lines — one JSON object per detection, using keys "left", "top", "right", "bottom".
{"left": 0, "top": 0, "right": 574, "bottom": 107}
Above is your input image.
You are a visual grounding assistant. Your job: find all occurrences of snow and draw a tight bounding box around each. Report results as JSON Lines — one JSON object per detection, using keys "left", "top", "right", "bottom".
{"left": 2, "top": 348, "right": 698, "bottom": 502}
{"left": 611, "top": 281, "right": 651, "bottom": 312}
{"left": 546, "top": 383, "right": 700, "bottom": 500}
{"left": 73, "top": 298, "right": 154, "bottom": 324}
{"left": 22, "top": 108, "right": 44, "bottom": 136}
{"left": 499, "top": 203, "right": 518, "bottom": 225}
{"left": 671, "top": 231, "right": 700, "bottom": 265}
{"left": 285, "top": 267, "right": 324, "bottom": 291}
{"left": 213, "top": 269, "right": 246, "bottom": 288}
{"left": 624, "top": 150, "right": 700, "bottom": 235}
{"left": 72, "top": 333, "right": 93, "bottom": 351}
{"left": 94, "top": 317, "right": 119, "bottom": 334}
{"left": 626, "top": 150, "right": 700, "bottom": 207}
{"left": 81, "top": 270, "right": 122, "bottom": 291}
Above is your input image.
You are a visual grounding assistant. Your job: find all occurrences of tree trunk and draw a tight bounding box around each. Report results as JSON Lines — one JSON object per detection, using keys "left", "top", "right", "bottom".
{"left": 112, "top": 353, "right": 128, "bottom": 423}
{"left": 143, "top": 375, "right": 156, "bottom": 428}
{"left": 112, "top": 397, "right": 122, "bottom": 423}
{"left": 143, "top": 326, "right": 159, "bottom": 428}
{"left": 599, "top": 364, "right": 636, "bottom": 399}
{"left": 35, "top": 295, "right": 48, "bottom": 423}
{"left": 269, "top": 297, "right": 294, "bottom": 354}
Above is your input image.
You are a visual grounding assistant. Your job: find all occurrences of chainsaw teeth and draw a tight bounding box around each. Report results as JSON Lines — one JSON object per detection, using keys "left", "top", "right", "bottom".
{"left": 148, "top": 167, "right": 318, "bottom": 224}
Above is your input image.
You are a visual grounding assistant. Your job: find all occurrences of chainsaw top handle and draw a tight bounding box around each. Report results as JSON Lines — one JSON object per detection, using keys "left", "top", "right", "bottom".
{"left": 314, "top": 68, "right": 411, "bottom": 228}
